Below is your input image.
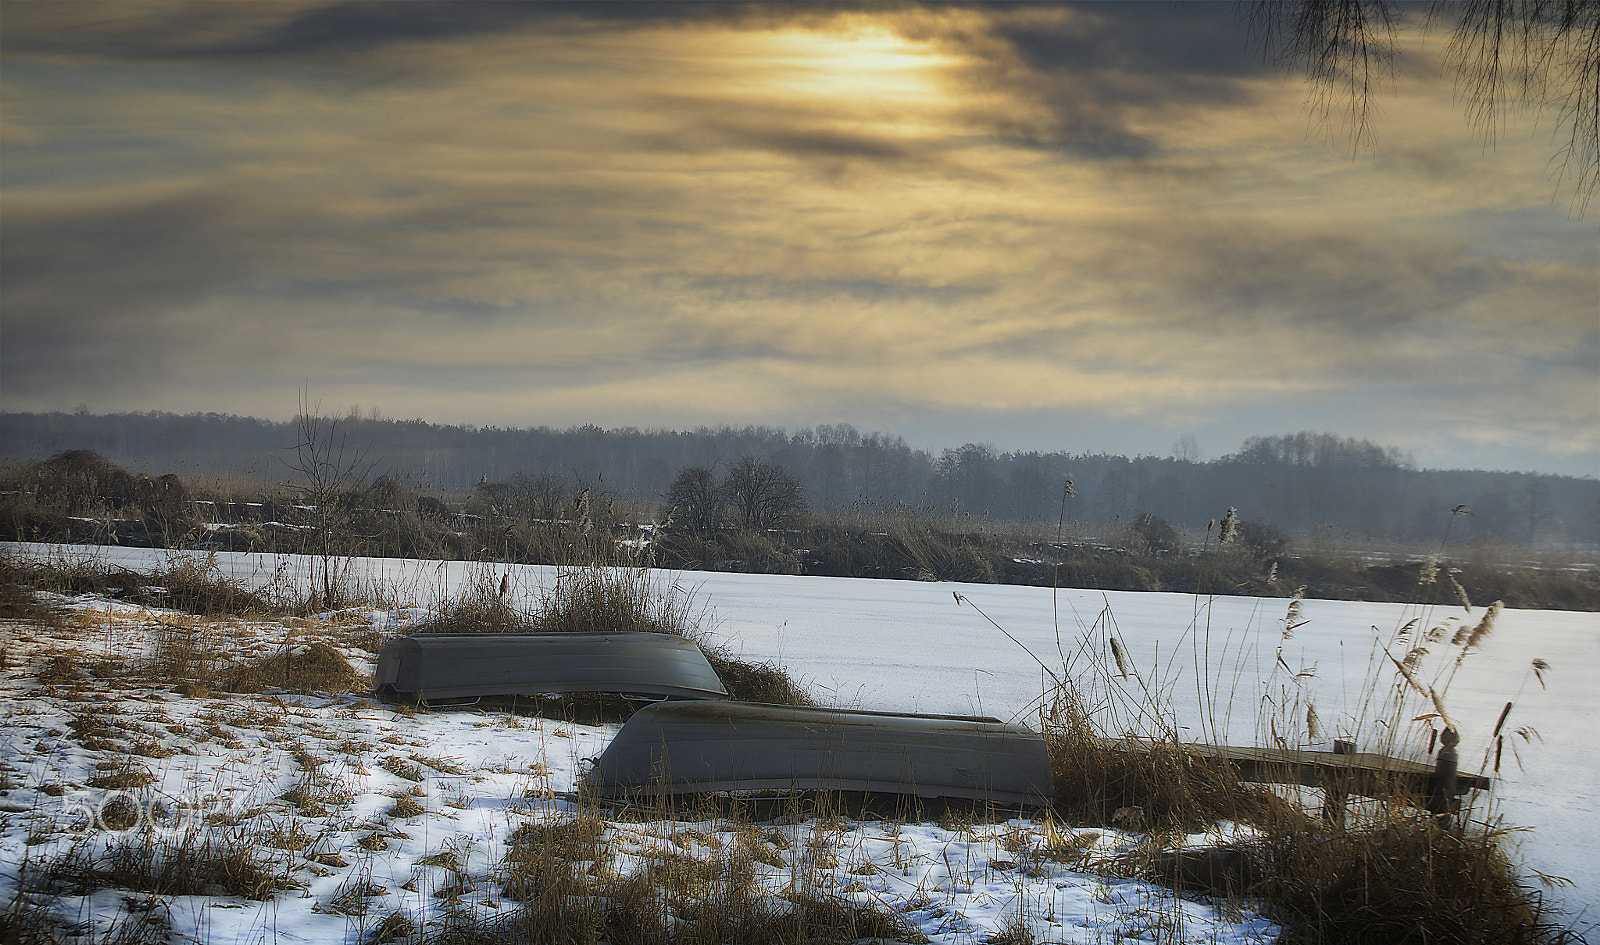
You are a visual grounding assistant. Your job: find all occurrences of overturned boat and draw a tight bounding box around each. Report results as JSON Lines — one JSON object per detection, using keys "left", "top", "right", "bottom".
{"left": 375, "top": 632, "right": 729, "bottom": 704}
{"left": 582, "top": 700, "right": 1055, "bottom": 807}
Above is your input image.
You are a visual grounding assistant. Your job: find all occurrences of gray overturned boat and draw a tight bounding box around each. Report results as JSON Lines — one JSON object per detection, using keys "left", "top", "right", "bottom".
{"left": 582, "top": 701, "right": 1054, "bottom": 807}
{"left": 375, "top": 632, "right": 729, "bottom": 704}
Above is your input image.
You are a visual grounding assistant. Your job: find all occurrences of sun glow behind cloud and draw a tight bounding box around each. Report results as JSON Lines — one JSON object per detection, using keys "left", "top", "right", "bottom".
{"left": 738, "top": 25, "right": 955, "bottom": 102}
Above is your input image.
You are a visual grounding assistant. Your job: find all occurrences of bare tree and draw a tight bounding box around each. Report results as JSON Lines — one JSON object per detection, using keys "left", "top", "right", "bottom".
{"left": 721, "top": 457, "right": 806, "bottom": 533}
{"left": 1514, "top": 477, "right": 1555, "bottom": 546}
{"left": 287, "top": 389, "right": 375, "bottom": 609}
{"left": 936, "top": 443, "right": 1001, "bottom": 514}
{"left": 1248, "top": 0, "right": 1600, "bottom": 212}
{"left": 665, "top": 466, "right": 723, "bottom": 537}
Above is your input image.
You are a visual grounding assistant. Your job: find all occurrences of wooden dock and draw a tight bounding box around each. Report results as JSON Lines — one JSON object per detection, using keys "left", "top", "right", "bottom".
{"left": 1096, "top": 737, "right": 1490, "bottom": 819}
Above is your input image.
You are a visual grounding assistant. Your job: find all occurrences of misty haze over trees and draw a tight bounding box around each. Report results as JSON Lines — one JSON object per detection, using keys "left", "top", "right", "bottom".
{"left": 2, "top": 410, "right": 1594, "bottom": 549}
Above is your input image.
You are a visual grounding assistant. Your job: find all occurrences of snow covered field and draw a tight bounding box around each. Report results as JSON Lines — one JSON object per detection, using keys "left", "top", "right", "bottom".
{"left": 3, "top": 542, "right": 1594, "bottom": 938}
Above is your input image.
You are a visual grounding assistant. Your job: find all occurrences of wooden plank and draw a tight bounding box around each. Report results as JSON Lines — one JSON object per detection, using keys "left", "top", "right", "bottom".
{"left": 1093, "top": 738, "right": 1490, "bottom": 798}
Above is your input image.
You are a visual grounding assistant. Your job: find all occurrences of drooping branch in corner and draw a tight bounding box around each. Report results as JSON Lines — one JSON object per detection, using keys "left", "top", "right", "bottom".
{"left": 1246, "top": 0, "right": 1600, "bottom": 214}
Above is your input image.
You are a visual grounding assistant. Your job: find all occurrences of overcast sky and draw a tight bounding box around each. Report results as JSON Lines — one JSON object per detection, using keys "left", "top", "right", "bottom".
{"left": 2, "top": 2, "right": 1595, "bottom": 474}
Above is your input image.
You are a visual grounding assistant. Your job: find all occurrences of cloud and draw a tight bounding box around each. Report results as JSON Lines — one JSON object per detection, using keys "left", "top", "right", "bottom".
{"left": 0, "top": 2, "right": 754, "bottom": 63}
{"left": 0, "top": 2, "right": 1593, "bottom": 473}
{"left": 0, "top": 185, "right": 267, "bottom": 395}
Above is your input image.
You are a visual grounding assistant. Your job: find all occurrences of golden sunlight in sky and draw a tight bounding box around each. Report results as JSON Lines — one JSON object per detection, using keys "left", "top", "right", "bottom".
{"left": 749, "top": 26, "right": 955, "bottom": 101}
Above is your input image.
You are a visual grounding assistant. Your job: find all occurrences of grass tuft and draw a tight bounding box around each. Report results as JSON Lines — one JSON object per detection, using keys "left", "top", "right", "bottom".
{"left": 703, "top": 651, "right": 814, "bottom": 706}
{"left": 220, "top": 642, "right": 369, "bottom": 695}
{"left": 43, "top": 828, "right": 289, "bottom": 901}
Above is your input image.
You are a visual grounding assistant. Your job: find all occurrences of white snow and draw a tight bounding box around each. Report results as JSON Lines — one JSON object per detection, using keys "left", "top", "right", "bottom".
{"left": 3, "top": 542, "right": 1594, "bottom": 940}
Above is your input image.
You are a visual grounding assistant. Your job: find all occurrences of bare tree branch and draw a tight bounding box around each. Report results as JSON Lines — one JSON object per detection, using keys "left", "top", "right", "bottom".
{"left": 287, "top": 387, "right": 377, "bottom": 608}
{"left": 1248, "top": 0, "right": 1600, "bottom": 213}
{"left": 1248, "top": 0, "right": 1399, "bottom": 152}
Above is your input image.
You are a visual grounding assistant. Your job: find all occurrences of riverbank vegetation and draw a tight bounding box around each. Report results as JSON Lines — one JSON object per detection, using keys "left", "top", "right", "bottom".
{"left": 3, "top": 448, "right": 1597, "bottom": 610}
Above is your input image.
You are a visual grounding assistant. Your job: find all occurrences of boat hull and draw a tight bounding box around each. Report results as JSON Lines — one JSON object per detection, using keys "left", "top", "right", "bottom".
{"left": 375, "top": 632, "right": 729, "bottom": 703}
{"left": 582, "top": 701, "right": 1054, "bottom": 807}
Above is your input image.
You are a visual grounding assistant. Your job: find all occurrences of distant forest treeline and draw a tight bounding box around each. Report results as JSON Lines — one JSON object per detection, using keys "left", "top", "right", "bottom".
{"left": 2, "top": 410, "right": 1595, "bottom": 547}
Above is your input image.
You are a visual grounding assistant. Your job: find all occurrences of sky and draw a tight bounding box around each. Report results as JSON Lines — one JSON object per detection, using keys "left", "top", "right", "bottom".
{"left": 1, "top": 2, "right": 1596, "bottom": 475}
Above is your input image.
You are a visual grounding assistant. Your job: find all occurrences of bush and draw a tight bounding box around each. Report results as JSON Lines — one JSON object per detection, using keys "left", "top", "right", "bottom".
{"left": 1129, "top": 513, "right": 1180, "bottom": 557}
{"left": 1237, "top": 520, "right": 1291, "bottom": 561}
{"left": 0, "top": 451, "right": 203, "bottom": 546}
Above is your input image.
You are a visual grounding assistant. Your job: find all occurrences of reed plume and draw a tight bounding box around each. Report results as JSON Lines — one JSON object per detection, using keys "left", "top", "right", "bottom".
{"left": 1218, "top": 506, "right": 1238, "bottom": 544}
{"left": 1109, "top": 637, "right": 1131, "bottom": 678}
{"left": 1418, "top": 555, "right": 1439, "bottom": 585}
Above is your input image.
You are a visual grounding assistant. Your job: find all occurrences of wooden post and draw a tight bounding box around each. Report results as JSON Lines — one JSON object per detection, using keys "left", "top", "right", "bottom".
{"left": 1428, "top": 728, "right": 1459, "bottom": 824}
{"left": 1322, "top": 739, "right": 1355, "bottom": 826}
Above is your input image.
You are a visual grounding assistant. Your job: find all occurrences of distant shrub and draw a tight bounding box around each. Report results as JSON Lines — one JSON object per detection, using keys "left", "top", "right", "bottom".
{"left": 1236, "top": 520, "right": 1291, "bottom": 561}
{"left": 1129, "top": 513, "right": 1180, "bottom": 557}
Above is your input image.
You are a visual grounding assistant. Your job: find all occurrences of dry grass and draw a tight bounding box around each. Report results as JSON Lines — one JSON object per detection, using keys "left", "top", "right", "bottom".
{"left": 1034, "top": 675, "right": 1577, "bottom": 943}
{"left": 410, "top": 574, "right": 537, "bottom": 635}
{"left": 1252, "top": 813, "right": 1576, "bottom": 945}
{"left": 537, "top": 566, "right": 672, "bottom": 634}
{"left": 41, "top": 828, "right": 291, "bottom": 901}
{"left": 2, "top": 551, "right": 281, "bottom": 618}
{"left": 220, "top": 642, "right": 369, "bottom": 695}
{"left": 1005, "top": 498, "right": 1584, "bottom": 943}
{"left": 281, "top": 767, "right": 355, "bottom": 817}
{"left": 538, "top": 567, "right": 814, "bottom": 705}
{"left": 0, "top": 558, "right": 68, "bottom": 627}
{"left": 147, "top": 620, "right": 224, "bottom": 695}
{"left": 703, "top": 651, "right": 815, "bottom": 706}
{"left": 461, "top": 810, "right": 925, "bottom": 945}
{"left": 1044, "top": 730, "right": 1289, "bottom": 832}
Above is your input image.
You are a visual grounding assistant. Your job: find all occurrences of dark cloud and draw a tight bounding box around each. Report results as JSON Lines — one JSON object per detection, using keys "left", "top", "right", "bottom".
{"left": 1030, "top": 213, "right": 1443, "bottom": 334}
{"left": 0, "top": 187, "right": 391, "bottom": 403}
{"left": 964, "top": 3, "right": 1273, "bottom": 157}
{"left": 1013, "top": 97, "right": 1160, "bottom": 159}
{"left": 193, "top": 1, "right": 808, "bottom": 60}
{"left": 995, "top": 4, "right": 1268, "bottom": 85}
{"left": 0, "top": 191, "right": 261, "bottom": 390}
{"left": 668, "top": 273, "right": 993, "bottom": 309}
{"left": 0, "top": 1, "right": 837, "bottom": 63}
